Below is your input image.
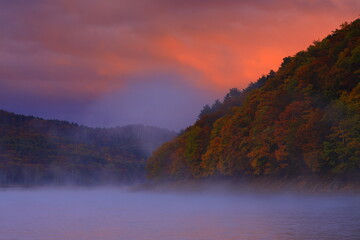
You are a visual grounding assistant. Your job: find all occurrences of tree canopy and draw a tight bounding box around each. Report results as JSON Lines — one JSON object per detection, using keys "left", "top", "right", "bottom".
{"left": 147, "top": 18, "right": 360, "bottom": 181}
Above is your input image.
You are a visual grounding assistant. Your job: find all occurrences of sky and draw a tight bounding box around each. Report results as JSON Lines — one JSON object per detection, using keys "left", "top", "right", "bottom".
{"left": 0, "top": 0, "right": 359, "bottom": 131}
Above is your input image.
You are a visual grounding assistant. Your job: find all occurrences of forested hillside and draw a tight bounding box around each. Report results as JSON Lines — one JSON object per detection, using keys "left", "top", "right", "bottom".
{"left": 0, "top": 110, "right": 176, "bottom": 185}
{"left": 147, "top": 19, "right": 360, "bottom": 180}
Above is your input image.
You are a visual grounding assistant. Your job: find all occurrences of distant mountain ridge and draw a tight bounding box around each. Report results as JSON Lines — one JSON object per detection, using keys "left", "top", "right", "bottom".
{"left": 147, "top": 18, "right": 360, "bottom": 182}
{"left": 0, "top": 109, "right": 176, "bottom": 185}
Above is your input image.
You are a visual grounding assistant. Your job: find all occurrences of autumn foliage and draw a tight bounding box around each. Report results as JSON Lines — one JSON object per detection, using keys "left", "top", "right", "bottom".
{"left": 147, "top": 19, "right": 360, "bottom": 180}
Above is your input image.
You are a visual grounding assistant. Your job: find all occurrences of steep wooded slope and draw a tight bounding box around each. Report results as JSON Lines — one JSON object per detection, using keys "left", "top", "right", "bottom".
{"left": 147, "top": 19, "right": 360, "bottom": 180}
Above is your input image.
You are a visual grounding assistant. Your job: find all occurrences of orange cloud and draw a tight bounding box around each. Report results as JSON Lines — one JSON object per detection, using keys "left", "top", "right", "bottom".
{"left": 0, "top": 0, "right": 359, "bottom": 98}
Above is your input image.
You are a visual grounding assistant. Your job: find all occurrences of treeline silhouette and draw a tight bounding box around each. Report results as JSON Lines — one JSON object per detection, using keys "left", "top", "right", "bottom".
{"left": 0, "top": 111, "right": 176, "bottom": 185}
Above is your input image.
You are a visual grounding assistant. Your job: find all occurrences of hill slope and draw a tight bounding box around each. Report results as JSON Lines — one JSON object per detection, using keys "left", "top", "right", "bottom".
{"left": 0, "top": 110, "right": 176, "bottom": 185}
{"left": 147, "top": 19, "right": 360, "bottom": 181}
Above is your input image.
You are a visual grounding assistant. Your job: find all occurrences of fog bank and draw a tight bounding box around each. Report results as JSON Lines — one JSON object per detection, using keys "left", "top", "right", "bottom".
{"left": 1, "top": 187, "right": 360, "bottom": 240}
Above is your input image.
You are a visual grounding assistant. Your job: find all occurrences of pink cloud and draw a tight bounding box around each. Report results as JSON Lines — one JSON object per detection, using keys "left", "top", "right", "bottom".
{"left": 0, "top": 0, "right": 359, "bottom": 128}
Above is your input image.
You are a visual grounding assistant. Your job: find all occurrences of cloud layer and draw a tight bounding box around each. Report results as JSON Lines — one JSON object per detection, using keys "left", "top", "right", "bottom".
{"left": 0, "top": 0, "right": 358, "bottom": 129}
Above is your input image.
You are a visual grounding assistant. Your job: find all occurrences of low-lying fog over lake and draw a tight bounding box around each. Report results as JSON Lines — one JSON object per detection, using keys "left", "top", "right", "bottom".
{"left": 1, "top": 187, "right": 359, "bottom": 240}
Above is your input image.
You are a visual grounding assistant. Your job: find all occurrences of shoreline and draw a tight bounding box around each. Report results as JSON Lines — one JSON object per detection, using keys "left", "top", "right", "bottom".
{"left": 129, "top": 177, "right": 360, "bottom": 195}
{"left": 1, "top": 177, "right": 360, "bottom": 194}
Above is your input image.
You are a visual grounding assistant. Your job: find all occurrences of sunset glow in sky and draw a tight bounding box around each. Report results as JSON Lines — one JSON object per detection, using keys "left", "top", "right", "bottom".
{"left": 0, "top": 0, "right": 359, "bottom": 130}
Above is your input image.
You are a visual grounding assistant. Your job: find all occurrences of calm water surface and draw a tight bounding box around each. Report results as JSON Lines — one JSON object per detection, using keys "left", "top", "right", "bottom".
{"left": 0, "top": 187, "right": 359, "bottom": 240}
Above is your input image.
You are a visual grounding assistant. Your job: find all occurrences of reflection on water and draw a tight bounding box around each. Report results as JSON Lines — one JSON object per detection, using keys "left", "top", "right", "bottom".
{"left": 0, "top": 187, "right": 359, "bottom": 240}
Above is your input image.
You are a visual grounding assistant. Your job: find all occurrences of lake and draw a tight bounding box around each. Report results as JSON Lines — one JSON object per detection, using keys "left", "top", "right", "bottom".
{"left": 0, "top": 187, "right": 359, "bottom": 240}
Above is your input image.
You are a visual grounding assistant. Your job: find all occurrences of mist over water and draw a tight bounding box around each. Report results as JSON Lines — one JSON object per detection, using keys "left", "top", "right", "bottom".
{"left": 1, "top": 187, "right": 360, "bottom": 240}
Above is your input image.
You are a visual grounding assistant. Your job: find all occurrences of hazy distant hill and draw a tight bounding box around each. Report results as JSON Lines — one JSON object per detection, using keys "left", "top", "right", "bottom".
{"left": 0, "top": 110, "right": 176, "bottom": 185}
{"left": 147, "top": 18, "right": 360, "bottom": 181}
